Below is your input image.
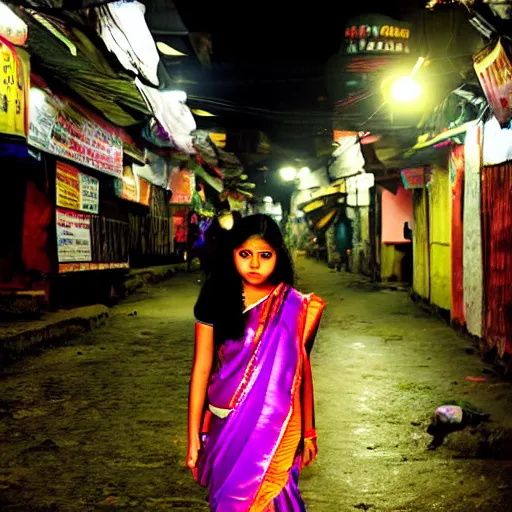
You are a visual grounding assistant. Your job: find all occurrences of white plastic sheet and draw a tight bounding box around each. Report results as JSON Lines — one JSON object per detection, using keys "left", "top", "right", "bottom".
{"left": 136, "top": 79, "right": 196, "bottom": 154}
{"left": 97, "top": 1, "right": 160, "bottom": 87}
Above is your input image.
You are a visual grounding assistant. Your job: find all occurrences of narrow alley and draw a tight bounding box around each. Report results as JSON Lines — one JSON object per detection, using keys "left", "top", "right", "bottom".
{"left": 1, "top": 258, "right": 511, "bottom": 512}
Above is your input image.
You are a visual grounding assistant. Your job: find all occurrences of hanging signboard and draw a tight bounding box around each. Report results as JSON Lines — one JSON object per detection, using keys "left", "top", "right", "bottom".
{"left": 474, "top": 39, "right": 512, "bottom": 126}
{"left": 344, "top": 15, "right": 411, "bottom": 55}
{"left": 401, "top": 168, "right": 428, "bottom": 189}
{"left": 56, "top": 161, "right": 99, "bottom": 214}
{"left": 169, "top": 165, "right": 195, "bottom": 204}
{"left": 116, "top": 164, "right": 151, "bottom": 206}
{"left": 28, "top": 88, "right": 123, "bottom": 176}
{"left": 0, "top": 36, "right": 29, "bottom": 137}
{"left": 120, "top": 165, "right": 137, "bottom": 202}
{"left": 56, "top": 208, "right": 92, "bottom": 263}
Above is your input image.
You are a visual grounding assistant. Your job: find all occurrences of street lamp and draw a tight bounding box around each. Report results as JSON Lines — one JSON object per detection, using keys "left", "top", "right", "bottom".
{"left": 279, "top": 167, "right": 297, "bottom": 181}
{"left": 384, "top": 56, "right": 426, "bottom": 105}
{"left": 390, "top": 76, "right": 423, "bottom": 103}
{"left": 298, "top": 167, "right": 311, "bottom": 179}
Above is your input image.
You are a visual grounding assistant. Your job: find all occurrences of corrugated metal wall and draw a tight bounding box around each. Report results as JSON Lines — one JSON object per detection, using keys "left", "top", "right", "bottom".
{"left": 429, "top": 165, "right": 452, "bottom": 311}
{"left": 413, "top": 189, "right": 430, "bottom": 300}
{"left": 482, "top": 164, "right": 512, "bottom": 357}
{"left": 463, "top": 124, "right": 484, "bottom": 337}
{"left": 450, "top": 146, "right": 465, "bottom": 325}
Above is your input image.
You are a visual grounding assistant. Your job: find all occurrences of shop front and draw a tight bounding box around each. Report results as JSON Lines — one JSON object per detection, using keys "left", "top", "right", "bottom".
{"left": 380, "top": 183, "right": 414, "bottom": 283}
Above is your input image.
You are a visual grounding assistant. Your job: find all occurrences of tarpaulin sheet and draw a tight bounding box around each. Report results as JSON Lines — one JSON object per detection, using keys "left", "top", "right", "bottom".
{"left": 133, "top": 151, "right": 168, "bottom": 188}
{"left": 97, "top": 1, "right": 160, "bottom": 87}
{"left": 19, "top": 9, "right": 149, "bottom": 126}
{"left": 136, "top": 79, "right": 195, "bottom": 154}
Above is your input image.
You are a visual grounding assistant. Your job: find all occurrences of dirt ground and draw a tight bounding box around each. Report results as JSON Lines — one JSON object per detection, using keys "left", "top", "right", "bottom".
{"left": 1, "top": 256, "right": 511, "bottom": 511}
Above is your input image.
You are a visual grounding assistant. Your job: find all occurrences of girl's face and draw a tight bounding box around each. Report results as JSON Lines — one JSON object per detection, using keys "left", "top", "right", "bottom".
{"left": 233, "top": 236, "right": 277, "bottom": 286}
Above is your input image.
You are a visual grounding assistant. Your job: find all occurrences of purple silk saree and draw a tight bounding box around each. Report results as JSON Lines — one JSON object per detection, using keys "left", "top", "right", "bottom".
{"left": 197, "top": 283, "right": 325, "bottom": 511}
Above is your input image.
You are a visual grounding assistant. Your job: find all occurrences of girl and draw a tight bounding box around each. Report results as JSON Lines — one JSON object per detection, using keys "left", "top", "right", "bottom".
{"left": 188, "top": 214, "right": 325, "bottom": 511}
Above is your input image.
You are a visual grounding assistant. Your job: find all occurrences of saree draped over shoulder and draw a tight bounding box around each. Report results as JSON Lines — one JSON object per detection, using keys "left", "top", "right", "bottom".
{"left": 197, "top": 284, "right": 325, "bottom": 512}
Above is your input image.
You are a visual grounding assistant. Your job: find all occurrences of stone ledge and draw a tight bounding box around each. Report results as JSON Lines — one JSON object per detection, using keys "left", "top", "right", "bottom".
{"left": 0, "top": 305, "right": 109, "bottom": 364}
{"left": 122, "top": 261, "right": 198, "bottom": 296}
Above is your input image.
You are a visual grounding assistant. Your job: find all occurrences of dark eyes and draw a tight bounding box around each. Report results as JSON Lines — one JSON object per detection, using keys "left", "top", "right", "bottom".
{"left": 238, "top": 250, "right": 274, "bottom": 260}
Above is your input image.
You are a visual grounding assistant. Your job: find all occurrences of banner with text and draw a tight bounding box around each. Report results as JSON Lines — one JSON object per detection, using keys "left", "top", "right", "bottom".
{"left": 56, "top": 208, "right": 92, "bottom": 263}
{"left": 56, "top": 162, "right": 99, "bottom": 214}
{"left": 29, "top": 88, "right": 123, "bottom": 176}
{"left": 0, "top": 37, "right": 29, "bottom": 138}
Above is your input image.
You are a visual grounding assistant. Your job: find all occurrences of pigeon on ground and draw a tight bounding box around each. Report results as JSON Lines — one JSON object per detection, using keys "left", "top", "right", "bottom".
{"left": 427, "top": 403, "right": 491, "bottom": 450}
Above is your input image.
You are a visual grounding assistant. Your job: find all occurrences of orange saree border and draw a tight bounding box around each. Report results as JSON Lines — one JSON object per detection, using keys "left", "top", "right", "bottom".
{"left": 302, "top": 293, "right": 326, "bottom": 346}
{"left": 250, "top": 293, "right": 326, "bottom": 511}
{"left": 229, "top": 283, "right": 287, "bottom": 409}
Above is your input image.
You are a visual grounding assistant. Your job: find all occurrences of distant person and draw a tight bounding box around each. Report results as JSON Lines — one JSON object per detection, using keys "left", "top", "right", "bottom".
{"left": 202, "top": 200, "right": 242, "bottom": 278}
{"left": 187, "top": 214, "right": 326, "bottom": 510}
{"left": 174, "top": 220, "right": 187, "bottom": 261}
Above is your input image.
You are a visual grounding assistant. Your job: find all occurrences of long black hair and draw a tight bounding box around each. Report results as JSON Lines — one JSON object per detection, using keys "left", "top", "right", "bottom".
{"left": 194, "top": 214, "right": 294, "bottom": 346}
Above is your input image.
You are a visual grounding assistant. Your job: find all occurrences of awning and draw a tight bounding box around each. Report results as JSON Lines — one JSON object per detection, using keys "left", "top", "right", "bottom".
{"left": 411, "top": 120, "right": 478, "bottom": 151}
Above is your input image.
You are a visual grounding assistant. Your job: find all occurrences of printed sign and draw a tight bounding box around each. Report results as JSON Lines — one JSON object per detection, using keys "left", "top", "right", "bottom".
{"left": 344, "top": 18, "right": 411, "bottom": 55}
{"left": 56, "top": 208, "right": 92, "bottom": 263}
{"left": 117, "top": 165, "right": 151, "bottom": 206}
{"left": 56, "top": 162, "right": 99, "bottom": 214}
{"left": 58, "top": 262, "right": 129, "bottom": 273}
{"left": 79, "top": 173, "right": 99, "bottom": 213}
{"left": 0, "top": 36, "right": 29, "bottom": 137}
{"left": 29, "top": 88, "right": 123, "bottom": 176}
{"left": 401, "top": 168, "right": 428, "bottom": 189}
{"left": 169, "top": 166, "right": 195, "bottom": 204}
{"left": 474, "top": 39, "right": 512, "bottom": 126}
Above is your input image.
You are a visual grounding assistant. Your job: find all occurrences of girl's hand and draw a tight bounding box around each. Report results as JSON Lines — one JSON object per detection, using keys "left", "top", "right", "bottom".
{"left": 187, "top": 434, "right": 201, "bottom": 479}
{"left": 301, "top": 437, "right": 318, "bottom": 469}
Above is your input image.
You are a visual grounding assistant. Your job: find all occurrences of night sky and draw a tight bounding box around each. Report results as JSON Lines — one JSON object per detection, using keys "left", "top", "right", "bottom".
{"left": 171, "top": 0, "right": 443, "bottom": 206}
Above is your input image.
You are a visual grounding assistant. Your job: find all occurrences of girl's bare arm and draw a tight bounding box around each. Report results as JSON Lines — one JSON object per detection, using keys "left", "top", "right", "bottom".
{"left": 187, "top": 322, "right": 214, "bottom": 468}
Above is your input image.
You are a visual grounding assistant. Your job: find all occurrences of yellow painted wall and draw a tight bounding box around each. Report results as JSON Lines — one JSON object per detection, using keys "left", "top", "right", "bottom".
{"left": 413, "top": 189, "right": 430, "bottom": 299}
{"left": 429, "top": 165, "right": 452, "bottom": 311}
{"left": 381, "top": 244, "right": 404, "bottom": 281}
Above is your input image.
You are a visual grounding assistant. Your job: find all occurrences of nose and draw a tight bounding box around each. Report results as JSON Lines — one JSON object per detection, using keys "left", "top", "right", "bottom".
{"left": 249, "top": 254, "right": 259, "bottom": 269}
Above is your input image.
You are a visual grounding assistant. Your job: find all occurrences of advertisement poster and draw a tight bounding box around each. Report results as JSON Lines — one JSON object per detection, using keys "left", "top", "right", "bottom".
{"left": 56, "top": 162, "right": 99, "bottom": 214}
{"left": 56, "top": 208, "right": 92, "bottom": 263}
{"left": 474, "top": 39, "right": 512, "bottom": 126}
{"left": 169, "top": 166, "right": 195, "bottom": 204}
{"left": 79, "top": 173, "right": 99, "bottom": 213}
{"left": 0, "top": 37, "right": 29, "bottom": 137}
{"left": 28, "top": 89, "right": 123, "bottom": 176}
